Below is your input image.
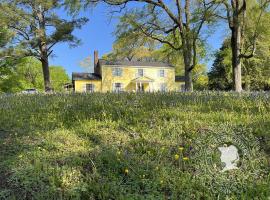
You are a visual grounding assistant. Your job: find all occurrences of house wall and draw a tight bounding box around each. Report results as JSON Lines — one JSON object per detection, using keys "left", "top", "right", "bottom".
{"left": 74, "top": 80, "right": 102, "bottom": 92}
{"left": 101, "top": 66, "right": 177, "bottom": 92}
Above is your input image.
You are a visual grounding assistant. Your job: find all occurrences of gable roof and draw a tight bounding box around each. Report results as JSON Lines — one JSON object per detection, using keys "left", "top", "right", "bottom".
{"left": 72, "top": 73, "right": 101, "bottom": 81}
{"left": 98, "top": 59, "right": 174, "bottom": 68}
{"left": 175, "top": 76, "right": 185, "bottom": 82}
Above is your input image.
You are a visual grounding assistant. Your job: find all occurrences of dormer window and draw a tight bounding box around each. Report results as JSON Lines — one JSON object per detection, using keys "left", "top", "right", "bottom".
{"left": 112, "top": 68, "right": 122, "bottom": 76}
{"left": 138, "top": 69, "right": 144, "bottom": 77}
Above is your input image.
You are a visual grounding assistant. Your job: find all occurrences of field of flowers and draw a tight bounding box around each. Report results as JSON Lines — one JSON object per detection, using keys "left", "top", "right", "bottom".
{"left": 0, "top": 92, "right": 269, "bottom": 199}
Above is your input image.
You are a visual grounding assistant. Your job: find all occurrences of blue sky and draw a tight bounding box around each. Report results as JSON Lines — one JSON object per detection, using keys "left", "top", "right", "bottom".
{"left": 49, "top": 3, "right": 229, "bottom": 77}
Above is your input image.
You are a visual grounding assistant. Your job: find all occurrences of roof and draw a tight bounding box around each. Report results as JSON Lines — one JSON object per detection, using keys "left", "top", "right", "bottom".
{"left": 98, "top": 59, "right": 174, "bottom": 68}
{"left": 72, "top": 73, "right": 101, "bottom": 81}
{"left": 175, "top": 76, "right": 185, "bottom": 82}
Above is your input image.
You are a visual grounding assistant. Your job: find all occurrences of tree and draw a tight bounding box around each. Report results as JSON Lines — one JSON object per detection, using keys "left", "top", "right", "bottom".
{"left": 0, "top": 0, "right": 87, "bottom": 91}
{"left": 208, "top": 39, "right": 233, "bottom": 90}
{"left": 218, "top": 0, "right": 270, "bottom": 92}
{"left": 0, "top": 57, "right": 70, "bottom": 92}
{"left": 103, "top": 23, "right": 157, "bottom": 61}
{"left": 71, "top": 0, "right": 218, "bottom": 91}
{"left": 208, "top": 37, "right": 270, "bottom": 91}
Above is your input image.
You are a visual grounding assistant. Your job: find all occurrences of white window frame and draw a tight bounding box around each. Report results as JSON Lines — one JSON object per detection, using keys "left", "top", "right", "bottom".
{"left": 85, "top": 83, "right": 95, "bottom": 93}
{"left": 158, "top": 69, "right": 165, "bottom": 77}
{"left": 137, "top": 69, "right": 144, "bottom": 77}
{"left": 113, "top": 83, "right": 123, "bottom": 93}
{"left": 112, "top": 67, "right": 123, "bottom": 77}
{"left": 160, "top": 83, "right": 167, "bottom": 92}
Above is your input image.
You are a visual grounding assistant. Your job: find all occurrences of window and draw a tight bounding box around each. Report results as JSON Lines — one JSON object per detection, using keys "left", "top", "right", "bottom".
{"left": 160, "top": 83, "right": 167, "bottom": 92}
{"left": 112, "top": 68, "right": 122, "bottom": 76}
{"left": 86, "top": 84, "right": 95, "bottom": 92}
{"left": 113, "top": 83, "right": 123, "bottom": 93}
{"left": 180, "top": 84, "right": 185, "bottom": 92}
{"left": 138, "top": 69, "right": 144, "bottom": 77}
{"left": 159, "top": 69, "right": 165, "bottom": 77}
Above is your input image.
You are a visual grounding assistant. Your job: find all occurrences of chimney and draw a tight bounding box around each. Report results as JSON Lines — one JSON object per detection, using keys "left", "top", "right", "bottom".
{"left": 94, "top": 50, "right": 99, "bottom": 68}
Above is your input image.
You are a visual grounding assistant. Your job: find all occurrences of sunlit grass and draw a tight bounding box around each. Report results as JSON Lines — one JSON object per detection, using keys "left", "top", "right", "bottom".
{"left": 0, "top": 92, "right": 269, "bottom": 199}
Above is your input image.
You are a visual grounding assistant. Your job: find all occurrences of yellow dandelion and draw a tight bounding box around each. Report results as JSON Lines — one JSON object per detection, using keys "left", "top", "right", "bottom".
{"left": 160, "top": 180, "right": 164, "bottom": 184}
{"left": 178, "top": 147, "right": 184, "bottom": 151}
{"left": 174, "top": 154, "right": 180, "bottom": 160}
{"left": 183, "top": 157, "right": 189, "bottom": 161}
{"left": 124, "top": 168, "right": 129, "bottom": 174}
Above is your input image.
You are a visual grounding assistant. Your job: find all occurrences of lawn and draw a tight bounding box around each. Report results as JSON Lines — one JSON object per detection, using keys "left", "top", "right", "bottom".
{"left": 0, "top": 92, "right": 269, "bottom": 199}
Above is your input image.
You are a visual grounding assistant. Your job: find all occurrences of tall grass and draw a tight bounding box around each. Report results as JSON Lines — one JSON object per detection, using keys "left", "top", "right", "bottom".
{"left": 0, "top": 92, "right": 269, "bottom": 199}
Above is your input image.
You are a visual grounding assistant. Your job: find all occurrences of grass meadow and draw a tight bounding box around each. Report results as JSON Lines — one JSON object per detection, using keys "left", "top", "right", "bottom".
{"left": 0, "top": 92, "right": 269, "bottom": 199}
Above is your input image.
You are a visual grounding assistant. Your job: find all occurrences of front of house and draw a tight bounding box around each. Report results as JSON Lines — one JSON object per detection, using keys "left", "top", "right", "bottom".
{"left": 72, "top": 51, "right": 185, "bottom": 92}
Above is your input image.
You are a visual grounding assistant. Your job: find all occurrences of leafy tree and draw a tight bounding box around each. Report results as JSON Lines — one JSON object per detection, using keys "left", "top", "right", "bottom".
{"left": 0, "top": 57, "right": 70, "bottom": 92}
{"left": 208, "top": 39, "right": 233, "bottom": 90}
{"left": 218, "top": 0, "right": 270, "bottom": 92}
{"left": 208, "top": 37, "right": 270, "bottom": 91}
{"left": 0, "top": 0, "right": 87, "bottom": 91}
{"left": 103, "top": 23, "right": 157, "bottom": 61}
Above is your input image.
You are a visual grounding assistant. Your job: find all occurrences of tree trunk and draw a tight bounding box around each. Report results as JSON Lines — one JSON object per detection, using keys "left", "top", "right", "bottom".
{"left": 184, "top": 68, "right": 193, "bottom": 91}
{"left": 41, "top": 57, "right": 51, "bottom": 92}
{"left": 183, "top": 41, "right": 193, "bottom": 92}
{"left": 37, "top": 5, "right": 52, "bottom": 92}
{"left": 231, "top": 26, "right": 242, "bottom": 92}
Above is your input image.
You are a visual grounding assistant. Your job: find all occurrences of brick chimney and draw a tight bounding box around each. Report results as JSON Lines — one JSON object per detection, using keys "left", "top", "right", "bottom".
{"left": 94, "top": 50, "right": 99, "bottom": 68}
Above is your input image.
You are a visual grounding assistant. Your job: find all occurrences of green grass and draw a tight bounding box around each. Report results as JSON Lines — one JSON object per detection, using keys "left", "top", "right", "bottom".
{"left": 0, "top": 92, "right": 269, "bottom": 199}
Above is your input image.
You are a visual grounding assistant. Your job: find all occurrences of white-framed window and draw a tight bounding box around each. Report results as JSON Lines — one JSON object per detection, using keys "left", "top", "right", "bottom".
{"left": 138, "top": 69, "right": 144, "bottom": 77}
{"left": 180, "top": 84, "right": 185, "bottom": 92}
{"left": 112, "top": 68, "right": 123, "bottom": 76}
{"left": 86, "top": 83, "right": 95, "bottom": 92}
{"left": 159, "top": 69, "right": 165, "bottom": 77}
{"left": 113, "top": 83, "right": 123, "bottom": 93}
{"left": 160, "top": 83, "right": 167, "bottom": 92}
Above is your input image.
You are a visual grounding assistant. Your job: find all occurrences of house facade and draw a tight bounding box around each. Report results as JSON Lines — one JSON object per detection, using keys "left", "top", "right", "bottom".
{"left": 72, "top": 51, "right": 185, "bottom": 93}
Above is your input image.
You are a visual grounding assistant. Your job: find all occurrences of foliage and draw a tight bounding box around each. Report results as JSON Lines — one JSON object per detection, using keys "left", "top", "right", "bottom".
{"left": 0, "top": 92, "right": 269, "bottom": 199}
{"left": 0, "top": 57, "right": 70, "bottom": 92}
{"left": 208, "top": 39, "right": 233, "bottom": 90}
{"left": 0, "top": 0, "right": 87, "bottom": 90}
{"left": 208, "top": 36, "right": 270, "bottom": 91}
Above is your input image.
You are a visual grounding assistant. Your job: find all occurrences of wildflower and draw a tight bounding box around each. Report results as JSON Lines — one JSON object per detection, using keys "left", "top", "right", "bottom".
{"left": 116, "top": 151, "right": 121, "bottom": 156}
{"left": 183, "top": 157, "right": 189, "bottom": 161}
{"left": 161, "top": 147, "right": 165, "bottom": 151}
{"left": 142, "top": 174, "right": 145, "bottom": 178}
{"left": 124, "top": 168, "right": 129, "bottom": 174}
{"left": 178, "top": 147, "right": 184, "bottom": 151}
{"left": 160, "top": 180, "right": 164, "bottom": 184}
{"left": 174, "top": 154, "right": 180, "bottom": 160}
{"left": 18, "top": 154, "right": 23, "bottom": 158}
{"left": 155, "top": 166, "right": 159, "bottom": 170}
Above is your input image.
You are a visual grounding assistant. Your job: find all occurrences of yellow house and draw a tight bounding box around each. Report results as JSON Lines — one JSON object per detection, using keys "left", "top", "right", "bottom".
{"left": 72, "top": 51, "right": 185, "bottom": 92}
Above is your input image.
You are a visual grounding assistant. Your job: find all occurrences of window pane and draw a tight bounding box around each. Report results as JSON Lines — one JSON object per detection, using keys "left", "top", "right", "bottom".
{"left": 160, "top": 83, "right": 167, "bottom": 92}
{"left": 159, "top": 70, "right": 165, "bottom": 77}
{"left": 86, "top": 84, "right": 95, "bottom": 92}
{"left": 113, "top": 68, "right": 122, "bottom": 76}
{"left": 138, "top": 69, "right": 144, "bottom": 77}
{"left": 114, "top": 83, "right": 123, "bottom": 92}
